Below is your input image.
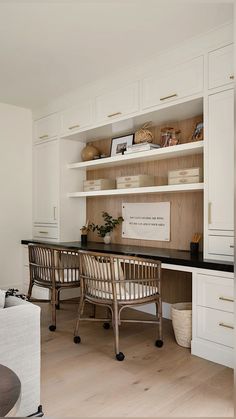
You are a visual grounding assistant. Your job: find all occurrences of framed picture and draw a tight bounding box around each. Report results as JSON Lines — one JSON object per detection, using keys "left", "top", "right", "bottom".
{"left": 191, "top": 121, "right": 204, "bottom": 142}
{"left": 110, "top": 134, "right": 134, "bottom": 156}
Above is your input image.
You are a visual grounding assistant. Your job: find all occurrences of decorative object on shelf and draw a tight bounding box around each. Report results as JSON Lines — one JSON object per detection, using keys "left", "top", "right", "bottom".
{"left": 160, "top": 127, "right": 181, "bottom": 147}
{"left": 81, "top": 143, "right": 100, "bottom": 161}
{"left": 168, "top": 167, "right": 202, "bottom": 185}
{"left": 124, "top": 142, "right": 160, "bottom": 154}
{"left": 190, "top": 121, "right": 204, "bottom": 142}
{"left": 80, "top": 221, "right": 90, "bottom": 245}
{"left": 134, "top": 122, "right": 154, "bottom": 144}
{"left": 110, "top": 134, "right": 134, "bottom": 156}
{"left": 190, "top": 232, "right": 201, "bottom": 254}
{"left": 89, "top": 211, "right": 123, "bottom": 244}
{"left": 116, "top": 174, "right": 155, "bottom": 189}
{"left": 83, "top": 179, "right": 116, "bottom": 191}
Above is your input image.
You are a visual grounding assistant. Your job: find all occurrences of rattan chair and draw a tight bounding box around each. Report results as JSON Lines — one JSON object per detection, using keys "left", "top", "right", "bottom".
{"left": 28, "top": 244, "right": 80, "bottom": 331}
{"left": 74, "top": 251, "right": 163, "bottom": 361}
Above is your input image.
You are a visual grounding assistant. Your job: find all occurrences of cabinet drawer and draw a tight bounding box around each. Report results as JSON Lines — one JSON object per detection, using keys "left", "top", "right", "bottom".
{"left": 142, "top": 56, "right": 203, "bottom": 110}
{"left": 61, "top": 100, "right": 93, "bottom": 135}
{"left": 34, "top": 113, "right": 60, "bottom": 142}
{"left": 95, "top": 82, "right": 139, "bottom": 123}
{"left": 208, "top": 44, "right": 234, "bottom": 90}
{"left": 196, "top": 273, "right": 234, "bottom": 313}
{"left": 33, "top": 226, "right": 59, "bottom": 240}
{"left": 208, "top": 235, "right": 234, "bottom": 256}
{"left": 197, "top": 306, "right": 234, "bottom": 348}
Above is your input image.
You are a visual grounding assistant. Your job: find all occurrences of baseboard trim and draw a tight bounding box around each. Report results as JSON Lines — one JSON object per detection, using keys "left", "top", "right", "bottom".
{"left": 191, "top": 338, "right": 233, "bottom": 368}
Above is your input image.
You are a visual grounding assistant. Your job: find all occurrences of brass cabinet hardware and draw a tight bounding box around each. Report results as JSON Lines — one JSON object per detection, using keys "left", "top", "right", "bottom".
{"left": 219, "top": 296, "right": 234, "bottom": 303}
{"left": 160, "top": 93, "right": 178, "bottom": 101}
{"left": 68, "top": 124, "right": 80, "bottom": 130}
{"left": 53, "top": 206, "right": 57, "bottom": 221}
{"left": 229, "top": 75, "right": 234, "bottom": 80}
{"left": 208, "top": 202, "right": 212, "bottom": 225}
{"left": 39, "top": 231, "right": 48, "bottom": 234}
{"left": 107, "top": 112, "right": 122, "bottom": 118}
{"left": 219, "top": 322, "right": 234, "bottom": 330}
{"left": 39, "top": 134, "right": 49, "bottom": 139}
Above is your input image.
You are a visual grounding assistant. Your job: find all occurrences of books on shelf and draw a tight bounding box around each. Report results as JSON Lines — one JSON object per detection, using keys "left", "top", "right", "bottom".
{"left": 124, "top": 142, "right": 161, "bottom": 154}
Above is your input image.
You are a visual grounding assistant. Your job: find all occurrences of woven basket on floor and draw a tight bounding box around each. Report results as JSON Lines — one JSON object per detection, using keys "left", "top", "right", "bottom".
{"left": 171, "top": 302, "right": 192, "bottom": 348}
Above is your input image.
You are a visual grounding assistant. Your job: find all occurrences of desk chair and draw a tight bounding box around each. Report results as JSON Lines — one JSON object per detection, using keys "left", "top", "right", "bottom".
{"left": 28, "top": 244, "right": 80, "bottom": 331}
{"left": 74, "top": 251, "right": 163, "bottom": 361}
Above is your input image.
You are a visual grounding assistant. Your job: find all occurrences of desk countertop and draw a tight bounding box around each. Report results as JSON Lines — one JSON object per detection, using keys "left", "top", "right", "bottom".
{"left": 21, "top": 240, "right": 234, "bottom": 273}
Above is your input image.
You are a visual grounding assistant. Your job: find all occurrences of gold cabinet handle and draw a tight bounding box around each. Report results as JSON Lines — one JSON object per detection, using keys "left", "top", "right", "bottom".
{"left": 160, "top": 93, "right": 178, "bottom": 101}
{"left": 219, "top": 296, "right": 234, "bottom": 303}
{"left": 107, "top": 112, "right": 122, "bottom": 118}
{"left": 68, "top": 124, "right": 80, "bottom": 130}
{"left": 39, "top": 134, "right": 49, "bottom": 139}
{"left": 219, "top": 322, "right": 234, "bottom": 330}
{"left": 229, "top": 75, "right": 234, "bottom": 80}
{"left": 208, "top": 202, "right": 212, "bottom": 225}
{"left": 53, "top": 206, "right": 57, "bottom": 221}
{"left": 39, "top": 231, "right": 48, "bottom": 234}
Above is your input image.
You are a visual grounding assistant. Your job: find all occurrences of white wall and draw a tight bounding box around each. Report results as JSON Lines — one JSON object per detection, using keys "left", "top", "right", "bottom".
{"left": 0, "top": 103, "right": 32, "bottom": 290}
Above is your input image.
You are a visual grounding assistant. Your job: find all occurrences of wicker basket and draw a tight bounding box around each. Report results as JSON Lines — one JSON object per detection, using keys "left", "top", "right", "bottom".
{"left": 134, "top": 122, "right": 154, "bottom": 144}
{"left": 171, "top": 302, "right": 192, "bottom": 348}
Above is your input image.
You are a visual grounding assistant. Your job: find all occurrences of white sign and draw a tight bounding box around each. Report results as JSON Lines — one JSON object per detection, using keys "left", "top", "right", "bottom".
{"left": 122, "top": 202, "right": 170, "bottom": 241}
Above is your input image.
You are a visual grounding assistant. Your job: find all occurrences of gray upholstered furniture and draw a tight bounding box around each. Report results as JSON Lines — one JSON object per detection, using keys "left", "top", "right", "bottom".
{"left": 0, "top": 296, "right": 41, "bottom": 417}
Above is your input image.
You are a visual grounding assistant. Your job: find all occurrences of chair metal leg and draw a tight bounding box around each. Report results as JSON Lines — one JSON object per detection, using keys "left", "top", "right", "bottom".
{"left": 113, "top": 303, "right": 124, "bottom": 361}
{"left": 74, "top": 297, "right": 85, "bottom": 343}
{"left": 56, "top": 289, "right": 60, "bottom": 310}
{"left": 155, "top": 300, "right": 163, "bottom": 348}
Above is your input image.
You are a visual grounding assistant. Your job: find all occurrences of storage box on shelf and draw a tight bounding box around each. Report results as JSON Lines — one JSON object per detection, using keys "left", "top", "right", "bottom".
{"left": 116, "top": 175, "right": 155, "bottom": 189}
{"left": 83, "top": 179, "right": 115, "bottom": 192}
{"left": 168, "top": 167, "right": 202, "bottom": 185}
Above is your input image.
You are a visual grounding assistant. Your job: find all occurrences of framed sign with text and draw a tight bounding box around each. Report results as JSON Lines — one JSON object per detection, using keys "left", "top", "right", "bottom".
{"left": 122, "top": 202, "right": 170, "bottom": 241}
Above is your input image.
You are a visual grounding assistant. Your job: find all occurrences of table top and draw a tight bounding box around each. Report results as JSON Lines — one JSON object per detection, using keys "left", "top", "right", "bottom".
{"left": 0, "top": 364, "right": 21, "bottom": 417}
{"left": 21, "top": 239, "right": 234, "bottom": 273}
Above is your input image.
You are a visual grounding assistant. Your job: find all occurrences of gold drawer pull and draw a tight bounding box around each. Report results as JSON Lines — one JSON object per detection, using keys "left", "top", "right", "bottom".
{"left": 229, "top": 245, "right": 234, "bottom": 248}
{"left": 160, "top": 93, "right": 178, "bottom": 101}
{"left": 39, "top": 231, "right": 48, "bottom": 234}
{"left": 179, "top": 171, "right": 187, "bottom": 176}
{"left": 179, "top": 178, "right": 187, "bottom": 183}
{"left": 39, "top": 134, "right": 49, "bottom": 139}
{"left": 68, "top": 124, "right": 80, "bottom": 130}
{"left": 219, "top": 296, "right": 234, "bottom": 303}
{"left": 229, "top": 75, "right": 234, "bottom": 80}
{"left": 219, "top": 322, "right": 234, "bottom": 330}
{"left": 124, "top": 183, "right": 132, "bottom": 188}
{"left": 107, "top": 112, "right": 122, "bottom": 118}
{"left": 208, "top": 202, "right": 212, "bottom": 225}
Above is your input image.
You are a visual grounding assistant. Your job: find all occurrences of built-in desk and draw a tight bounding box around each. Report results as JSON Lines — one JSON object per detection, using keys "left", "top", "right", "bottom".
{"left": 21, "top": 240, "right": 234, "bottom": 368}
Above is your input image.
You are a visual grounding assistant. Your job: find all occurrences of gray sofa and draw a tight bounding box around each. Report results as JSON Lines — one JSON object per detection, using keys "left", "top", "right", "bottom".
{"left": 0, "top": 296, "right": 41, "bottom": 417}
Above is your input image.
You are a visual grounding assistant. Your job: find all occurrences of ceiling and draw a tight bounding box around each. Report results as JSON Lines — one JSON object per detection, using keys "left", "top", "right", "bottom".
{"left": 0, "top": 1, "right": 233, "bottom": 110}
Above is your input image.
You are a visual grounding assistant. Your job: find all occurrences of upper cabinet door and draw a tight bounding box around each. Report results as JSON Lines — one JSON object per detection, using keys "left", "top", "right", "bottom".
{"left": 95, "top": 82, "right": 139, "bottom": 123}
{"left": 142, "top": 56, "right": 203, "bottom": 110}
{"left": 34, "top": 113, "right": 60, "bottom": 142}
{"left": 208, "top": 44, "right": 234, "bottom": 90}
{"left": 208, "top": 89, "right": 234, "bottom": 231}
{"left": 61, "top": 100, "right": 93, "bottom": 135}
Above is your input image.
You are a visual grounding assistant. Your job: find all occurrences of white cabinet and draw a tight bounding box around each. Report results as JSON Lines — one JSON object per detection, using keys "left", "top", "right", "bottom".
{"left": 142, "top": 56, "right": 203, "bottom": 110}
{"left": 95, "top": 81, "right": 139, "bottom": 123}
{"left": 34, "top": 113, "right": 60, "bottom": 142}
{"left": 207, "top": 89, "right": 234, "bottom": 233}
{"left": 61, "top": 100, "right": 93, "bottom": 135}
{"left": 208, "top": 44, "right": 234, "bottom": 90}
{"left": 33, "top": 140, "right": 59, "bottom": 225}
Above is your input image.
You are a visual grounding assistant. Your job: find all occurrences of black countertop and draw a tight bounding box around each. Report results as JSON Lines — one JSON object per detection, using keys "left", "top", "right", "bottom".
{"left": 21, "top": 239, "right": 234, "bottom": 273}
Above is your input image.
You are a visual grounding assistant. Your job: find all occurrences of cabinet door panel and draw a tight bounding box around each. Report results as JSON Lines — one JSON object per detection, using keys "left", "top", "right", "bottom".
{"left": 33, "top": 140, "right": 59, "bottom": 224}
{"left": 34, "top": 113, "right": 59, "bottom": 142}
{"left": 95, "top": 82, "right": 139, "bottom": 122}
{"left": 208, "top": 44, "right": 234, "bottom": 90}
{"left": 196, "top": 306, "right": 234, "bottom": 348}
{"left": 61, "top": 100, "right": 93, "bottom": 134}
{"left": 208, "top": 89, "right": 234, "bottom": 231}
{"left": 142, "top": 56, "right": 203, "bottom": 110}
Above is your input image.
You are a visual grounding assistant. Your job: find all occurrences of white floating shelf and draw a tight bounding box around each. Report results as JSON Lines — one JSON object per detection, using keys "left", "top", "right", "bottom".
{"left": 68, "top": 183, "right": 204, "bottom": 198}
{"left": 68, "top": 141, "right": 204, "bottom": 171}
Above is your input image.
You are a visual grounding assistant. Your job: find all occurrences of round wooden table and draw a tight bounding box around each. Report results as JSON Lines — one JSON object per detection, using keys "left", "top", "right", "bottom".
{"left": 0, "top": 364, "right": 21, "bottom": 417}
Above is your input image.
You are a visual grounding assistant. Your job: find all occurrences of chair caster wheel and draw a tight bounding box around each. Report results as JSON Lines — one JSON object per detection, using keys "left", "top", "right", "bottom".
{"left": 56, "top": 304, "right": 60, "bottom": 310}
{"left": 74, "top": 336, "right": 81, "bottom": 344}
{"left": 155, "top": 339, "right": 163, "bottom": 348}
{"left": 103, "top": 322, "right": 110, "bottom": 330}
{"left": 49, "top": 325, "right": 56, "bottom": 332}
{"left": 116, "top": 352, "right": 125, "bottom": 361}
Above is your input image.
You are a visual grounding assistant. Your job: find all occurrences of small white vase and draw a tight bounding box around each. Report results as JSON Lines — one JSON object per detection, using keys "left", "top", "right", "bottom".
{"left": 103, "top": 233, "right": 111, "bottom": 244}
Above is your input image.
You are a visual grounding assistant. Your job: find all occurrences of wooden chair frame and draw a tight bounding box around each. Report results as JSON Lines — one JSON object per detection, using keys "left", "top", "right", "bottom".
{"left": 28, "top": 244, "right": 80, "bottom": 331}
{"left": 74, "top": 250, "right": 162, "bottom": 361}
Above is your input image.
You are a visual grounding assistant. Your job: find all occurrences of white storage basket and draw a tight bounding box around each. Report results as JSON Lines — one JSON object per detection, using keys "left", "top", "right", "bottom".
{"left": 171, "top": 302, "right": 192, "bottom": 348}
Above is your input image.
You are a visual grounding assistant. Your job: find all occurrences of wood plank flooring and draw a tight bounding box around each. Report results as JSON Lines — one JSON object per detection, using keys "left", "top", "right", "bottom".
{"left": 39, "top": 302, "right": 234, "bottom": 417}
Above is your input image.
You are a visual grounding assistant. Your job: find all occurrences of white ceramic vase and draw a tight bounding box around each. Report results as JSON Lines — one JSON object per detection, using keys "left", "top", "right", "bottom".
{"left": 103, "top": 233, "right": 111, "bottom": 244}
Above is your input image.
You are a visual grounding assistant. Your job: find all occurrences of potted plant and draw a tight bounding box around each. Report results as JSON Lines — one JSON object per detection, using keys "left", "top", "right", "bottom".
{"left": 89, "top": 211, "right": 123, "bottom": 244}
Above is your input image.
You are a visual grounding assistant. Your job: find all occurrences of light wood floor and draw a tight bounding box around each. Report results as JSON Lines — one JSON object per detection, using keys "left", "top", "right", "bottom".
{"left": 39, "top": 301, "right": 234, "bottom": 417}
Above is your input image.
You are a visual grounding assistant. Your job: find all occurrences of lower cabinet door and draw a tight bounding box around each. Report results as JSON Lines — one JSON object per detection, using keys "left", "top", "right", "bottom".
{"left": 197, "top": 306, "right": 234, "bottom": 348}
